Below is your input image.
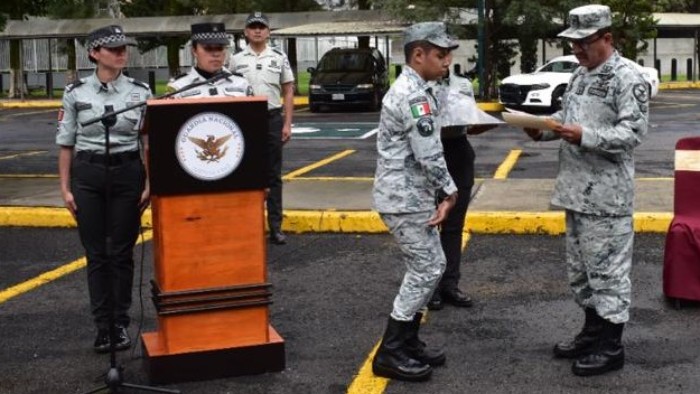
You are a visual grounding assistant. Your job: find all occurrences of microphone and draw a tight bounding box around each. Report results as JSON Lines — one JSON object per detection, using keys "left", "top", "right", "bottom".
{"left": 102, "top": 105, "right": 117, "bottom": 128}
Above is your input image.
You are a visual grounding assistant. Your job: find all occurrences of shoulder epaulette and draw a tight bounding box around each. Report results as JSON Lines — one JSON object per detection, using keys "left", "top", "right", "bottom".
{"left": 129, "top": 78, "right": 150, "bottom": 90}
{"left": 271, "top": 47, "right": 284, "bottom": 56}
{"left": 230, "top": 71, "right": 244, "bottom": 78}
{"left": 172, "top": 72, "right": 189, "bottom": 81}
{"left": 65, "top": 78, "right": 85, "bottom": 93}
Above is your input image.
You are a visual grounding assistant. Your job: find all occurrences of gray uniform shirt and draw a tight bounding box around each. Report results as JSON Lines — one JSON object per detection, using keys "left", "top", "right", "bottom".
{"left": 541, "top": 52, "right": 649, "bottom": 216}
{"left": 56, "top": 72, "right": 152, "bottom": 153}
{"left": 166, "top": 67, "right": 252, "bottom": 98}
{"left": 229, "top": 45, "right": 295, "bottom": 110}
{"left": 373, "top": 65, "right": 457, "bottom": 214}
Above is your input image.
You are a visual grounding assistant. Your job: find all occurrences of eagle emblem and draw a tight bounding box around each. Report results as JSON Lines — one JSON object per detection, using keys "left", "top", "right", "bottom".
{"left": 187, "top": 134, "right": 232, "bottom": 162}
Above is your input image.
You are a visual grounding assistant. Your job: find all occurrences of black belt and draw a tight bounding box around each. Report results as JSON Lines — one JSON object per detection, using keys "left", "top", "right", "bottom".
{"left": 75, "top": 150, "right": 140, "bottom": 165}
{"left": 268, "top": 108, "right": 282, "bottom": 117}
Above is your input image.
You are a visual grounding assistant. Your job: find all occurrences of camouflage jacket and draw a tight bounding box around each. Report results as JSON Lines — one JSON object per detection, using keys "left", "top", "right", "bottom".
{"left": 542, "top": 52, "right": 649, "bottom": 215}
{"left": 373, "top": 65, "right": 457, "bottom": 214}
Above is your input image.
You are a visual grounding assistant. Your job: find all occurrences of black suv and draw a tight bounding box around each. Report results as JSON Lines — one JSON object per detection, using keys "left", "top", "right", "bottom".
{"left": 307, "top": 48, "right": 389, "bottom": 112}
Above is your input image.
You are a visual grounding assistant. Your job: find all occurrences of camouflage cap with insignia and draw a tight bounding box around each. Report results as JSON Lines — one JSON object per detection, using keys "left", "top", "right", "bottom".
{"left": 404, "top": 22, "right": 459, "bottom": 50}
{"left": 558, "top": 4, "right": 612, "bottom": 40}
{"left": 191, "top": 23, "right": 230, "bottom": 46}
{"left": 87, "top": 25, "right": 136, "bottom": 51}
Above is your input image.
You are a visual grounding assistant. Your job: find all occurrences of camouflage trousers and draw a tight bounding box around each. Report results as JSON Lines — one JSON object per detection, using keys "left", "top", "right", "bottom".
{"left": 381, "top": 211, "right": 446, "bottom": 322}
{"left": 565, "top": 210, "right": 633, "bottom": 324}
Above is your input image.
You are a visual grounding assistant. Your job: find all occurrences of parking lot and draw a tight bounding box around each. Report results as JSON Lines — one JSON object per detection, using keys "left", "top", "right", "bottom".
{"left": 1, "top": 90, "right": 699, "bottom": 393}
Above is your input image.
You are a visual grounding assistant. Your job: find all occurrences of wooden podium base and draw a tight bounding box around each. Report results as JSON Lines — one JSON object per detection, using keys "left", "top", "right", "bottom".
{"left": 141, "top": 326, "right": 285, "bottom": 384}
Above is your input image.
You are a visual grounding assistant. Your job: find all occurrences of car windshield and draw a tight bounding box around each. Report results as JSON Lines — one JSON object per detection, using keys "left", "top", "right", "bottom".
{"left": 538, "top": 61, "right": 578, "bottom": 73}
{"left": 318, "top": 53, "right": 371, "bottom": 72}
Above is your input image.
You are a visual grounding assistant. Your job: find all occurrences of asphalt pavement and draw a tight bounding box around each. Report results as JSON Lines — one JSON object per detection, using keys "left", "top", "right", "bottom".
{"left": 1, "top": 90, "right": 700, "bottom": 393}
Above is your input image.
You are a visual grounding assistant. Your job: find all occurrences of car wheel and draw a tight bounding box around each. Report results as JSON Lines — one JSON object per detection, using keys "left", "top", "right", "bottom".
{"left": 309, "top": 104, "right": 320, "bottom": 113}
{"left": 550, "top": 85, "right": 566, "bottom": 112}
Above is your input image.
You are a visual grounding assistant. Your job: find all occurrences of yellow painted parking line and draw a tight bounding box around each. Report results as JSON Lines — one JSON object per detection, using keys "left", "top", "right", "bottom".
{"left": 346, "top": 232, "right": 471, "bottom": 393}
{"left": 283, "top": 149, "right": 356, "bottom": 180}
{"left": 0, "top": 109, "right": 57, "bottom": 119}
{"left": 347, "top": 342, "right": 389, "bottom": 394}
{"left": 290, "top": 176, "right": 373, "bottom": 182}
{"left": 493, "top": 149, "right": 522, "bottom": 179}
{"left": 0, "top": 230, "right": 153, "bottom": 304}
{"left": 0, "top": 174, "right": 58, "bottom": 178}
{"left": 0, "top": 150, "right": 47, "bottom": 161}
{"left": 0, "top": 206, "right": 153, "bottom": 228}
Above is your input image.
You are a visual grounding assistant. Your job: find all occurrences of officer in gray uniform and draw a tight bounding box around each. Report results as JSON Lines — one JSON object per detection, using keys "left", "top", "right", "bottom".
{"left": 371, "top": 21, "right": 458, "bottom": 382}
{"left": 167, "top": 23, "right": 252, "bottom": 98}
{"left": 521, "top": 4, "right": 648, "bottom": 377}
{"left": 56, "top": 25, "right": 152, "bottom": 353}
{"left": 229, "top": 12, "right": 295, "bottom": 245}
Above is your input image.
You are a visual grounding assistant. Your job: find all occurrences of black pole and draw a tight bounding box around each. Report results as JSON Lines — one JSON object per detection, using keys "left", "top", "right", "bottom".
{"left": 477, "top": 0, "right": 486, "bottom": 98}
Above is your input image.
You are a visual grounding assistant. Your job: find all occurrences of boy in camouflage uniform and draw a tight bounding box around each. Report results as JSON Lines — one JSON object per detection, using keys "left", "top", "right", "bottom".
{"left": 521, "top": 4, "right": 649, "bottom": 377}
{"left": 371, "top": 21, "right": 458, "bottom": 382}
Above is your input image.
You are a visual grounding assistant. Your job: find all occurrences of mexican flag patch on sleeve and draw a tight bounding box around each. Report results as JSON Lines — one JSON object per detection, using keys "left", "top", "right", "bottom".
{"left": 410, "top": 101, "right": 432, "bottom": 118}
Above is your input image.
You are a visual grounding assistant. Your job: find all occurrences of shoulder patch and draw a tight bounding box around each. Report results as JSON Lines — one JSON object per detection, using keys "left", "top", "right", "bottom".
{"left": 65, "top": 79, "right": 85, "bottom": 93}
{"left": 633, "top": 83, "right": 649, "bottom": 103}
{"left": 416, "top": 117, "right": 435, "bottom": 137}
{"left": 409, "top": 98, "right": 432, "bottom": 119}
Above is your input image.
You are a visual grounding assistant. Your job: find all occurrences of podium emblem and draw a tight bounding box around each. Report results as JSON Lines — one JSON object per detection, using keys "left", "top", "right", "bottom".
{"left": 176, "top": 112, "right": 245, "bottom": 181}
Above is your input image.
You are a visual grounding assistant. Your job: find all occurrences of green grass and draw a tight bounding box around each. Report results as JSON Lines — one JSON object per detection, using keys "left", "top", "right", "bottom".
{"left": 660, "top": 74, "right": 691, "bottom": 82}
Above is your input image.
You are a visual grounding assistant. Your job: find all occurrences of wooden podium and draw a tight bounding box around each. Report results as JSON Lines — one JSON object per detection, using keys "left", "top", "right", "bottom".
{"left": 141, "top": 97, "right": 284, "bottom": 383}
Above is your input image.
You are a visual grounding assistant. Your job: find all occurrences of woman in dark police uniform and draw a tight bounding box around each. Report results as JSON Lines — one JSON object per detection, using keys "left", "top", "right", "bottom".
{"left": 56, "top": 25, "right": 151, "bottom": 353}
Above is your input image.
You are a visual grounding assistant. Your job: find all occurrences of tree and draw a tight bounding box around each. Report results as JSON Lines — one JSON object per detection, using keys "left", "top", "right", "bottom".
{"left": 0, "top": 0, "right": 50, "bottom": 97}
{"left": 601, "top": 0, "right": 657, "bottom": 61}
{"left": 654, "top": 0, "right": 700, "bottom": 13}
{"left": 46, "top": 0, "right": 101, "bottom": 84}
{"left": 119, "top": 0, "right": 203, "bottom": 78}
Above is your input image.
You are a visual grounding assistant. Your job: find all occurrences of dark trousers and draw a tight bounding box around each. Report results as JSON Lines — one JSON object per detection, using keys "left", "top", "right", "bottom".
{"left": 438, "top": 136, "right": 475, "bottom": 291}
{"left": 71, "top": 153, "right": 145, "bottom": 329}
{"left": 267, "top": 111, "right": 284, "bottom": 233}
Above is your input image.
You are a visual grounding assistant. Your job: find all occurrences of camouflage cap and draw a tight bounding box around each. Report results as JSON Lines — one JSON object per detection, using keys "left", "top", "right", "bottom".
{"left": 558, "top": 4, "right": 612, "bottom": 40}
{"left": 403, "top": 22, "right": 458, "bottom": 50}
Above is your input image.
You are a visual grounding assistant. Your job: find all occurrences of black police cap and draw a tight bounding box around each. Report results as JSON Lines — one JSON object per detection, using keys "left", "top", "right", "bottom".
{"left": 87, "top": 25, "right": 136, "bottom": 51}
{"left": 191, "top": 23, "right": 230, "bottom": 46}
{"left": 245, "top": 12, "right": 270, "bottom": 28}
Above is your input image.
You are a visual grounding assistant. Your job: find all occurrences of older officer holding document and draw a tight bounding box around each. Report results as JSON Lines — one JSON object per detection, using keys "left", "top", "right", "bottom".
{"left": 516, "top": 4, "right": 648, "bottom": 377}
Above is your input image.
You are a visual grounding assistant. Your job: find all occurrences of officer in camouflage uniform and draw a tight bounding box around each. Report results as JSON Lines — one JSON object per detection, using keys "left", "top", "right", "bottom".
{"left": 167, "top": 23, "right": 252, "bottom": 98}
{"left": 522, "top": 4, "right": 648, "bottom": 377}
{"left": 57, "top": 25, "right": 151, "bottom": 353}
{"left": 371, "top": 21, "right": 458, "bottom": 382}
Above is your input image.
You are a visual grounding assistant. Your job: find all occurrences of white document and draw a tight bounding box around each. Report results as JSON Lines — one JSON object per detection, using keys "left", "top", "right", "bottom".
{"left": 501, "top": 108, "right": 560, "bottom": 130}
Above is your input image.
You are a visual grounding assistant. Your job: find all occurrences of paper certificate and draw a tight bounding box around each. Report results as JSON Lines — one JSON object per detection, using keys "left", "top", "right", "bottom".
{"left": 501, "top": 110, "right": 561, "bottom": 130}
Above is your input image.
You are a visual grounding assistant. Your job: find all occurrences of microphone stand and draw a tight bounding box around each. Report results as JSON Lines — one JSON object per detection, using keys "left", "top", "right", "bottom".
{"left": 80, "top": 107, "right": 179, "bottom": 394}
{"left": 74, "top": 72, "right": 230, "bottom": 394}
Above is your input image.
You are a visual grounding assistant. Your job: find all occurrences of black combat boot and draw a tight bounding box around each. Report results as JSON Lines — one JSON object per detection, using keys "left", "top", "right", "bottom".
{"left": 554, "top": 307, "right": 603, "bottom": 358}
{"left": 404, "top": 312, "right": 446, "bottom": 367}
{"left": 572, "top": 319, "right": 625, "bottom": 376}
{"left": 372, "top": 317, "right": 433, "bottom": 382}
